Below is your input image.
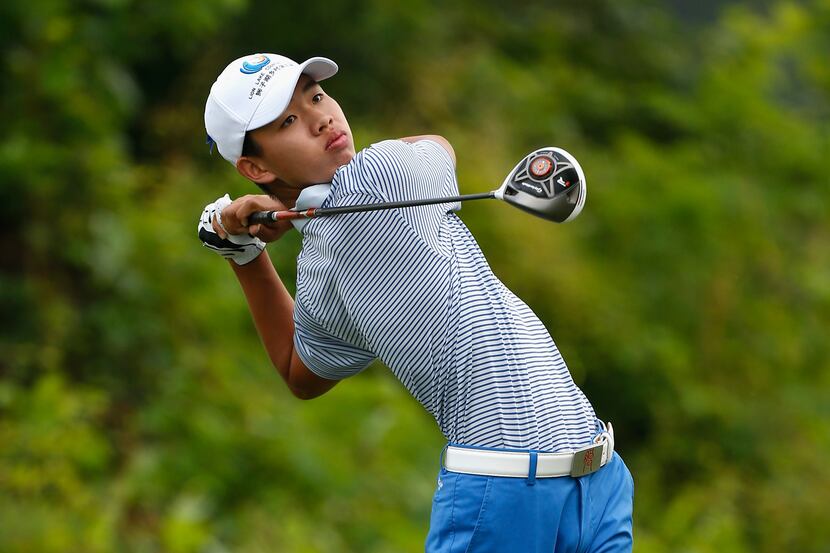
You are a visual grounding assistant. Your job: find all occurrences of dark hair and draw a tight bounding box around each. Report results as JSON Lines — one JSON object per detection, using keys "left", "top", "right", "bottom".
{"left": 241, "top": 131, "right": 262, "bottom": 158}
{"left": 240, "top": 131, "right": 274, "bottom": 195}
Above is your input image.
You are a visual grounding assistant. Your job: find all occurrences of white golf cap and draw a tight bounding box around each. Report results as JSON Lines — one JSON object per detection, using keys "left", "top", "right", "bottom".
{"left": 204, "top": 53, "right": 338, "bottom": 165}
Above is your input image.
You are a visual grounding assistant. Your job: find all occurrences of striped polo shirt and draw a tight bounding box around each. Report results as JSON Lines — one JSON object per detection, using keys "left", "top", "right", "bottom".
{"left": 293, "top": 139, "right": 598, "bottom": 451}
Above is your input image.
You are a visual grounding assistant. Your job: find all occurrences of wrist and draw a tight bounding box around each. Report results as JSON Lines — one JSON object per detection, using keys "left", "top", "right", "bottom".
{"left": 198, "top": 193, "right": 265, "bottom": 265}
{"left": 229, "top": 248, "right": 270, "bottom": 272}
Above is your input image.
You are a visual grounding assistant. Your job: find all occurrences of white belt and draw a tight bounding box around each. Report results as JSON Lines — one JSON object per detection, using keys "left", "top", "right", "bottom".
{"left": 444, "top": 422, "right": 615, "bottom": 478}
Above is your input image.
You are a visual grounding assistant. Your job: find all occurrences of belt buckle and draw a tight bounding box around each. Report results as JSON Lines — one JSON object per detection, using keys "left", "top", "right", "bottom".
{"left": 570, "top": 443, "right": 605, "bottom": 477}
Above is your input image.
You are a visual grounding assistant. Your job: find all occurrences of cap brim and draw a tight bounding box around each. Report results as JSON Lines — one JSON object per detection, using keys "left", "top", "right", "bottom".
{"left": 247, "top": 57, "right": 338, "bottom": 131}
{"left": 300, "top": 56, "right": 338, "bottom": 82}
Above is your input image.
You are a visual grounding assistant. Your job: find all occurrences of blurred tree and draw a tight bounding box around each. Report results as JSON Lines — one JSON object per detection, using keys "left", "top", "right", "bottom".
{"left": 1, "top": 0, "right": 828, "bottom": 551}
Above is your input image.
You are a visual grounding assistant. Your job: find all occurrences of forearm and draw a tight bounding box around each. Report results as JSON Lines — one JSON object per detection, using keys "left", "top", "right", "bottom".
{"left": 229, "top": 252, "right": 296, "bottom": 383}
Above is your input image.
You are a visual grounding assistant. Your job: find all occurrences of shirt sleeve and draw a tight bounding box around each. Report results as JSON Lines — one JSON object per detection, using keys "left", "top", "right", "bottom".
{"left": 361, "top": 139, "right": 460, "bottom": 206}
{"left": 293, "top": 294, "right": 377, "bottom": 380}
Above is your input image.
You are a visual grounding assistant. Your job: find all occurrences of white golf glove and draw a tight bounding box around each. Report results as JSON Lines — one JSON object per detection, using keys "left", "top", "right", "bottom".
{"left": 197, "top": 194, "right": 265, "bottom": 266}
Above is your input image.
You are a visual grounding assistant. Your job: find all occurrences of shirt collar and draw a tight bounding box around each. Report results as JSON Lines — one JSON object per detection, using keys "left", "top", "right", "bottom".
{"left": 291, "top": 183, "right": 332, "bottom": 233}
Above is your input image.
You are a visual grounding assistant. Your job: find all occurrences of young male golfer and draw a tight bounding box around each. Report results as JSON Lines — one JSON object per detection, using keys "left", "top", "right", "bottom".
{"left": 198, "top": 53, "right": 634, "bottom": 552}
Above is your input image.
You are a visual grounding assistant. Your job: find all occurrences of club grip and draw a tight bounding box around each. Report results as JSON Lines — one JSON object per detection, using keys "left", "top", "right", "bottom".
{"left": 248, "top": 211, "right": 275, "bottom": 225}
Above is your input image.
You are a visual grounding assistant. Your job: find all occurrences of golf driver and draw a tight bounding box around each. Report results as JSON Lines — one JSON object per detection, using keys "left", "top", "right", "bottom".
{"left": 248, "top": 146, "right": 586, "bottom": 225}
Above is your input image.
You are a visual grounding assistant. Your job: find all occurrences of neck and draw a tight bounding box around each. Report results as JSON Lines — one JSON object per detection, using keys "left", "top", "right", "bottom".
{"left": 266, "top": 178, "right": 303, "bottom": 209}
{"left": 275, "top": 189, "right": 300, "bottom": 209}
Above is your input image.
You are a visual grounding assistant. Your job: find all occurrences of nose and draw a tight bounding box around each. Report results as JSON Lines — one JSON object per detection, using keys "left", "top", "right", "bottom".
{"left": 313, "top": 109, "right": 333, "bottom": 135}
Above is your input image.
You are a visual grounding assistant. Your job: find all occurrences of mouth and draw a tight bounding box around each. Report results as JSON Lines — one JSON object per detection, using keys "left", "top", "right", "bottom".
{"left": 325, "top": 131, "right": 349, "bottom": 151}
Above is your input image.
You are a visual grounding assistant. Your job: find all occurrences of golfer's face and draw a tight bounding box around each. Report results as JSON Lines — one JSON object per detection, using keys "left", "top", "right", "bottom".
{"left": 249, "top": 74, "right": 355, "bottom": 190}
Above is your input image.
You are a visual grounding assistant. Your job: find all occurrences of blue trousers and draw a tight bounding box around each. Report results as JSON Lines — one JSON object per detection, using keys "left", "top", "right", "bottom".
{"left": 425, "top": 452, "right": 634, "bottom": 553}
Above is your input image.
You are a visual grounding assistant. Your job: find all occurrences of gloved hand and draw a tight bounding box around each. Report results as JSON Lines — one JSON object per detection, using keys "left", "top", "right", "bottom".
{"left": 197, "top": 194, "right": 265, "bottom": 265}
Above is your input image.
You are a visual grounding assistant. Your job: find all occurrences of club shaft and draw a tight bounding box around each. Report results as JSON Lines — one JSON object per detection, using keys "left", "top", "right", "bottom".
{"left": 249, "top": 192, "right": 495, "bottom": 224}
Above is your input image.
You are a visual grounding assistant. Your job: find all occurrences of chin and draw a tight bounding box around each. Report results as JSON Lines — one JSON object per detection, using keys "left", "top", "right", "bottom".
{"left": 312, "top": 168, "right": 340, "bottom": 185}
{"left": 337, "top": 148, "right": 356, "bottom": 165}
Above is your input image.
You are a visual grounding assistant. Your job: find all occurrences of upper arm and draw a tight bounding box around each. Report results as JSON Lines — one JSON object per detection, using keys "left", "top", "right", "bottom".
{"left": 400, "top": 134, "right": 456, "bottom": 166}
{"left": 291, "top": 293, "right": 377, "bottom": 392}
{"left": 359, "top": 136, "right": 461, "bottom": 222}
{"left": 286, "top": 350, "right": 339, "bottom": 399}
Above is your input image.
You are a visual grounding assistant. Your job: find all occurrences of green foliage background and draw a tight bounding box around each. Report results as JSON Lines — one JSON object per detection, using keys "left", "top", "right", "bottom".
{"left": 1, "top": 0, "right": 828, "bottom": 551}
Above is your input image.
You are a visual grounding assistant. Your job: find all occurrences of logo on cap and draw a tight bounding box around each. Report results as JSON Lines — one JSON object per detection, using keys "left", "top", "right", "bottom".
{"left": 240, "top": 55, "right": 271, "bottom": 74}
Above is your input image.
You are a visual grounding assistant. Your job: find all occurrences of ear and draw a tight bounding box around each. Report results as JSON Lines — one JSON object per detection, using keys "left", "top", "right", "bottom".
{"left": 236, "top": 156, "right": 279, "bottom": 188}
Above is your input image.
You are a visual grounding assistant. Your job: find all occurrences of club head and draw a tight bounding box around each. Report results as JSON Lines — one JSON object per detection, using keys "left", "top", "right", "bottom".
{"left": 494, "top": 147, "right": 586, "bottom": 223}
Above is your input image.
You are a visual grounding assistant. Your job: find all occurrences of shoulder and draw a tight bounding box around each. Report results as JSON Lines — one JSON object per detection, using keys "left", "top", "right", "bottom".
{"left": 361, "top": 137, "right": 455, "bottom": 166}
{"left": 330, "top": 137, "right": 457, "bottom": 204}
{"left": 333, "top": 139, "right": 405, "bottom": 180}
{"left": 398, "top": 135, "right": 456, "bottom": 166}
{"left": 360, "top": 137, "right": 455, "bottom": 178}
{"left": 337, "top": 140, "right": 418, "bottom": 191}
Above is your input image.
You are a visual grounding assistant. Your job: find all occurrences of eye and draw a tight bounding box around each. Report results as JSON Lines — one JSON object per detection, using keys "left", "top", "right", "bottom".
{"left": 281, "top": 115, "right": 297, "bottom": 128}
{"left": 312, "top": 93, "right": 324, "bottom": 103}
